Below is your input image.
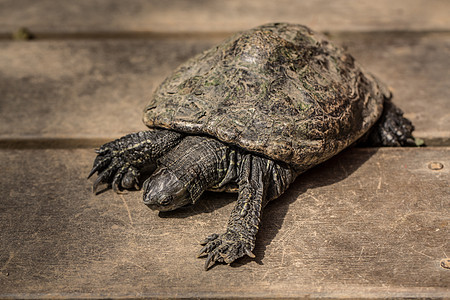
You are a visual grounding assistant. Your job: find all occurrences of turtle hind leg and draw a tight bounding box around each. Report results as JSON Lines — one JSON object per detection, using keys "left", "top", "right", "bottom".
{"left": 88, "top": 129, "right": 184, "bottom": 193}
{"left": 360, "top": 101, "right": 418, "bottom": 147}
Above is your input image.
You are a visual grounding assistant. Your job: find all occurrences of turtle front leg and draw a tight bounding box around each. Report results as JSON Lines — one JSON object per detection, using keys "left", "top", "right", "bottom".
{"left": 199, "top": 155, "right": 294, "bottom": 270}
{"left": 88, "top": 129, "right": 183, "bottom": 193}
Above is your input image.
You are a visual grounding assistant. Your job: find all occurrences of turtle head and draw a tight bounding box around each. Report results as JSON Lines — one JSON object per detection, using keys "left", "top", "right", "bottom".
{"left": 142, "top": 167, "right": 191, "bottom": 212}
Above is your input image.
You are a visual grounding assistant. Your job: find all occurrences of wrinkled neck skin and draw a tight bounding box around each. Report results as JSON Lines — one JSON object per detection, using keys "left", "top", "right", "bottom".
{"left": 143, "top": 135, "right": 240, "bottom": 211}
{"left": 142, "top": 135, "right": 296, "bottom": 212}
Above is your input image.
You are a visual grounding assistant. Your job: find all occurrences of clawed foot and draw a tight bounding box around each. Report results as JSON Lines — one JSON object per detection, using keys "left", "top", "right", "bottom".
{"left": 378, "top": 106, "right": 415, "bottom": 146}
{"left": 198, "top": 231, "right": 256, "bottom": 270}
{"left": 88, "top": 130, "right": 184, "bottom": 194}
{"left": 88, "top": 138, "right": 143, "bottom": 193}
{"left": 365, "top": 101, "right": 418, "bottom": 147}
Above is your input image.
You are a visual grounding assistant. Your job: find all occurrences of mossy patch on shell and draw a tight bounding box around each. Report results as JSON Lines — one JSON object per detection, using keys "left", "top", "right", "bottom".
{"left": 144, "top": 23, "right": 389, "bottom": 169}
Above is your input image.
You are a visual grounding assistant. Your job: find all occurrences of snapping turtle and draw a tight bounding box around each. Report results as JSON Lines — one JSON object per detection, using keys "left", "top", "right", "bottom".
{"left": 89, "top": 23, "right": 415, "bottom": 270}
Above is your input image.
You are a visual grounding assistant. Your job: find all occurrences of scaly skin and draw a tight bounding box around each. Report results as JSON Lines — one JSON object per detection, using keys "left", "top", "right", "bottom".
{"left": 89, "top": 96, "right": 416, "bottom": 270}
{"left": 360, "top": 100, "right": 416, "bottom": 147}
{"left": 88, "top": 130, "right": 183, "bottom": 192}
{"left": 89, "top": 23, "right": 419, "bottom": 270}
{"left": 89, "top": 98, "right": 417, "bottom": 268}
{"left": 198, "top": 155, "right": 294, "bottom": 270}
{"left": 89, "top": 130, "right": 295, "bottom": 270}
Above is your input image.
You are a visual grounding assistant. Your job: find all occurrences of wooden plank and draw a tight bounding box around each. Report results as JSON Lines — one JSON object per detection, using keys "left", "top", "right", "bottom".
{"left": 0, "top": 0, "right": 450, "bottom": 36}
{"left": 0, "top": 38, "right": 219, "bottom": 141}
{"left": 0, "top": 32, "right": 449, "bottom": 146}
{"left": 0, "top": 147, "right": 448, "bottom": 298}
{"left": 332, "top": 31, "right": 450, "bottom": 145}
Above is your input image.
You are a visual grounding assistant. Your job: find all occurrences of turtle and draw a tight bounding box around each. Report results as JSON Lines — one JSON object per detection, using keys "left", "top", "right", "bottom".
{"left": 88, "top": 23, "right": 416, "bottom": 270}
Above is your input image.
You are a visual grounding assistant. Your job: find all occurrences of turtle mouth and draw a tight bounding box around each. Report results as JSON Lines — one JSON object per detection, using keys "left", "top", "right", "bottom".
{"left": 146, "top": 203, "right": 175, "bottom": 212}
{"left": 143, "top": 192, "right": 175, "bottom": 211}
{"left": 144, "top": 196, "right": 192, "bottom": 212}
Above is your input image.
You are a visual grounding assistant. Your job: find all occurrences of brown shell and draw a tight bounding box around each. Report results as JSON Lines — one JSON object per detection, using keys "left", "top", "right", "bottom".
{"left": 144, "top": 23, "right": 389, "bottom": 170}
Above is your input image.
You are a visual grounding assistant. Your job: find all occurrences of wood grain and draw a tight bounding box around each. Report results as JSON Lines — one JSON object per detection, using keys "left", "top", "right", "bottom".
{"left": 0, "top": 32, "right": 448, "bottom": 146}
{"left": 0, "top": 1, "right": 449, "bottom": 298}
{"left": 0, "top": 148, "right": 448, "bottom": 297}
{"left": 0, "top": 0, "right": 449, "bottom": 35}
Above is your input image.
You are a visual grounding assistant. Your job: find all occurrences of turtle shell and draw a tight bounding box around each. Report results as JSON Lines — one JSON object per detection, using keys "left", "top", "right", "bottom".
{"left": 144, "top": 23, "right": 390, "bottom": 170}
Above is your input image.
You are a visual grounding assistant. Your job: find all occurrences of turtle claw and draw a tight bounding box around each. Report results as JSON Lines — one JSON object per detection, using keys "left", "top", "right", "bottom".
{"left": 92, "top": 176, "right": 104, "bottom": 193}
{"left": 245, "top": 249, "right": 256, "bottom": 258}
{"left": 204, "top": 253, "right": 216, "bottom": 270}
{"left": 89, "top": 134, "right": 155, "bottom": 193}
{"left": 92, "top": 162, "right": 141, "bottom": 194}
{"left": 198, "top": 231, "right": 255, "bottom": 270}
{"left": 198, "top": 234, "right": 219, "bottom": 258}
{"left": 87, "top": 167, "right": 97, "bottom": 179}
{"left": 89, "top": 145, "right": 140, "bottom": 193}
{"left": 197, "top": 245, "right": 208, "bottom": 258}
{"left": 91, "top": 158, "right": 120, "bottom": 192}
{"left": 93, "top": 169, "right": 111, "bottom": 193}
{"left": 204, "top": 252, "right": 226, "bottom": 270}
{"left": 88, "top": 156, "right": 111, "bottom": 179}
{"left": 89, "top": 130, "right": 183, "bottom": 195}
{"left": 200, "top": 233, "right": 219, "bottom": 246}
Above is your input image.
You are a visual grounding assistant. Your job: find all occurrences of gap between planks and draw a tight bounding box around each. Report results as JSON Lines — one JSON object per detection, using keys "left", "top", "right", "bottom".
{"left": 0, "top": 136, "right": 447, "bottom": 149}
{"left": 1, "top": 29, "right": 450, "bottom": 41}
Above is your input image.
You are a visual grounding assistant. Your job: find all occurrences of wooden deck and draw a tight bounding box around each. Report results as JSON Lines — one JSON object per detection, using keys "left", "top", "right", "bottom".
{"left": 0, "top": 1, "right": 449, "bottom": 298}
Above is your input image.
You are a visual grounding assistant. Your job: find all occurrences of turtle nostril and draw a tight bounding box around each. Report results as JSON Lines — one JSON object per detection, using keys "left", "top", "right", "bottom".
{"left": 142, "top": 178, "right": 150, "bottom": 191}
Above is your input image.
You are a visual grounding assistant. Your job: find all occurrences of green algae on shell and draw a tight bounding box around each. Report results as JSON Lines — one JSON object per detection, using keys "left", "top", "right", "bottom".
{"left": 144, "top": 23, "right": 390, "bottom": 170}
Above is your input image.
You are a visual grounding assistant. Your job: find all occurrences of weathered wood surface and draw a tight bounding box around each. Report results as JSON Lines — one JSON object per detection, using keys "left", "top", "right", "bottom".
{"left": 1, "top": 1, "right": 449, "bottom": 298}
{"left": 0, "top": 148, "right": 448, "bottom": 298}
{"left": 0, "top": 0, "right": 450, "bottom": 35}
{"left": 1, "top": 32, "right": 449, "bottom": 146}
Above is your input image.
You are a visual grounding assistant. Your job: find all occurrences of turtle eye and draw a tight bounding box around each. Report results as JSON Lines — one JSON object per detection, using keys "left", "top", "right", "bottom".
{"left": 159, "top": 195, "right": 173, "bottom": 206}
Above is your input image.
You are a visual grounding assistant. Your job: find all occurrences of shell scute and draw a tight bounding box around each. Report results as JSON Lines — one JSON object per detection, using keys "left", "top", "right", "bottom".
{"left": 144, "top": 23, "right": 387, "bottom": 169}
